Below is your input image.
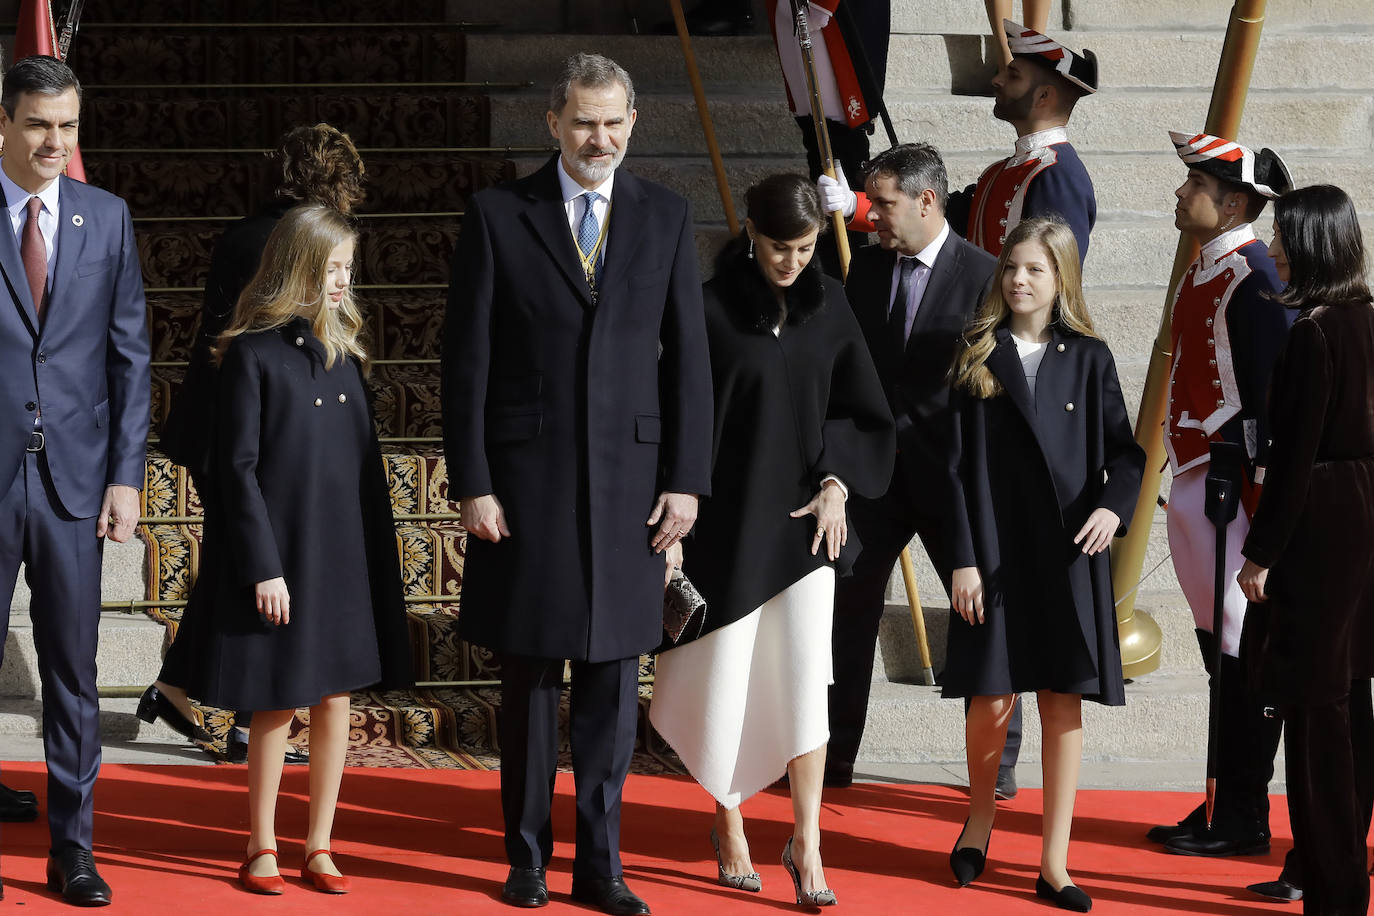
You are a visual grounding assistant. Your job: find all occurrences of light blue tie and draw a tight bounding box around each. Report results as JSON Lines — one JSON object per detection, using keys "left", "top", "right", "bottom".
{"left": 576, "top": 191, "right": 600, "bottom": 261}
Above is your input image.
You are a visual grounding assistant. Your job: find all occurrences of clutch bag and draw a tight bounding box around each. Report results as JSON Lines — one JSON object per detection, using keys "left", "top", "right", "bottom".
{"left": 663, "top": 569, "right": 707, "bottom": 645}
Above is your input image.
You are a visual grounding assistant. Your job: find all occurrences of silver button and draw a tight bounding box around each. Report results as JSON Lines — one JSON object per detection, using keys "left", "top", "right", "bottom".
{"left": 1212, "top": 379, "right": 1221, "bottom": 388}
{"left": 998, "top": 235, "right": 1006, "bottom": 244}
{"left": 1209, "top": 359, "right": 1217, "bottom": 367}
{"left": 1014, "top": 183, "right": 1022, "bottom": 191}
{"left": 1065, "top": 402, "right": 1075, "bottom": 412}
{"left": 999, "top": 218, "right": 1007, "bottom": 226}
{"left": 1217, "top": 399, "right": 1225, "bottom": 407}
{"left": 338, "top": 393, "right": 347, "bottom": 403}
{"left": 1213, "top": 297, "right": 1221, "bottom": 306}
{"left": 314, "top": 398, "right": 322, "bottom": 407}
{"left": 1004, "top": 200, "right": 1012, "bottom": 208}
{"left": 1056, "top": 343, "right": 1065, "bottom": 352}
{"left": 295, "top": 336, "right": 304, "bottom": 346}
{"left": 1207, "top": 338, "right": 1215, "bottom": 347}
{"left": 1205, "top": 317, "right": 1213, "bottom": 327}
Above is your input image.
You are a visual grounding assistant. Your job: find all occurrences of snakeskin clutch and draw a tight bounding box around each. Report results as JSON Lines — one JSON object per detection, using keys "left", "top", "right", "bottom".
{"left": 663, "top": 569, "right": 707, "bottom": 645}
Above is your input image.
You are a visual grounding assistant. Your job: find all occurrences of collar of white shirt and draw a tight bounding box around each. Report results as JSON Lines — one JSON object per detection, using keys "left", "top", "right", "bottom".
{"left": 0, "top": 160, "right": 61, "bottom": 224}
{"left": 556, "top": 157, "right": 615, "bottom": 209}
{"left": 1199, "top": 223, "right": 1256, "bottom": 271}
{"left": 1012, "top": 126, "right": 1070, "bottom": 161}
{"left": 902, "top": 218, "right": 950, "bottom": 271}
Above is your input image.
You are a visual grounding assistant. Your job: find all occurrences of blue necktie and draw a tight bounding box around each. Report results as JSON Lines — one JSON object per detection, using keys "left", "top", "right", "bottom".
{"left": 889, "top": 256, "right": 919, "bottom": 354}
{"left": 576, "top": 192, "right": 603, "bottom": 288}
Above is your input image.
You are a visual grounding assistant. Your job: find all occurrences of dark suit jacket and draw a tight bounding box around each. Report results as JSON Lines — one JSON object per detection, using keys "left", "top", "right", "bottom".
{"left": 844, "top": 230, "right": 996, "bottom": 486}
{"left": 0, "top": 174, "right": 149, "bottom": 518}
{"left": 442, "top": 156, "right": 713, "bottom": 662}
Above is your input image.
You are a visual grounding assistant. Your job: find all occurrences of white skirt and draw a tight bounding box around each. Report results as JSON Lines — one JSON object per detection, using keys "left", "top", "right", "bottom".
{"left": 649, "top": 565, "right": 835, "bottom": 809}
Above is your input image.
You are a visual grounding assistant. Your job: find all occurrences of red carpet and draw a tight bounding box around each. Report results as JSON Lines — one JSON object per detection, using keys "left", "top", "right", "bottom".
{"left": 0, "top": 762, "right": 1303, "bottom": 914}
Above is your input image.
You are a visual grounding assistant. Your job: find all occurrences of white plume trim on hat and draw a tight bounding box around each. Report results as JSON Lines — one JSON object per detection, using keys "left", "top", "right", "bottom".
{"left": 1169, "top": 129, "right": 1283, "bottom": 199}
{"left": 1002, "top": 19, "right": 1097, "bottom": 94}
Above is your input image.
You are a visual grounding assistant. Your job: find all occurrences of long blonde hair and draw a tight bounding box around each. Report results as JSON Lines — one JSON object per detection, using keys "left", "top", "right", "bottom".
{"left": 950, "top": 217, "right": 1097, "bottom": 398}
{"left": 213, "top": 204, "right": 367, "bottom": 371}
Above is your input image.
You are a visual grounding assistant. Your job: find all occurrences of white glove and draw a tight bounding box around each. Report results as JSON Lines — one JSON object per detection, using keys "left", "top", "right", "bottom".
{"left": 817, "top": 164, "right": 856, "bottom": 220}
{"left": 807, "top": 2, "right": 832, "bottom": 29}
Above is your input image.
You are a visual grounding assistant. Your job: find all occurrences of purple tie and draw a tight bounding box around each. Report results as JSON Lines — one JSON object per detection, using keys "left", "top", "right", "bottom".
{"left": 22, "top": 196, "right": 47, "bottom": 320}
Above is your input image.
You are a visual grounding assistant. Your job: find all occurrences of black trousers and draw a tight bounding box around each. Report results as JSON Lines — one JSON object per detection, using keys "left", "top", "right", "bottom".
{"left": 1285, "top": 679, "right": 1374, "bottom": 916}
{"left": 499, "top": 653, "right": 639, "bottom": 879}
{"left": 1198, "top": 629, "right": 1284, "bottom": 833}
{"left": 0, "top": 453, "right": 104, "bottom": 851}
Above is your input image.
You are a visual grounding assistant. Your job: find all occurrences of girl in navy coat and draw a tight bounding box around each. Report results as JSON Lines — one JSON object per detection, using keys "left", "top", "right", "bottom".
{"left": 943, "top": 217, "right": 1144, "bottom": 911}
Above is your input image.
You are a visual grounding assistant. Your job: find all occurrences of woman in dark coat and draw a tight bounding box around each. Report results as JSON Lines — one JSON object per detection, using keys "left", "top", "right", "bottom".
{"left": 1237, "top": 185, "right": 1374, "bottom": 916}
{"left": 650, "top": 175, "right": 894, "bottom": 906}
{"left": 142, "top": 123, "right": 366, "bottom": 752}
{"left": 943, "top": 217, "right": 1144, "bottom": 911}
{"left": 189, "top": 205, "right": 411, "bottom": 895}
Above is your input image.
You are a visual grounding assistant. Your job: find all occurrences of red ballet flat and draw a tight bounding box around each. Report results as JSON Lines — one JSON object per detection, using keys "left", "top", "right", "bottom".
{"left": 302, "top": 849, "right": 351, "bottom": 894}
{"left": 238, "top": 849, "right": 285, "bottom": 895}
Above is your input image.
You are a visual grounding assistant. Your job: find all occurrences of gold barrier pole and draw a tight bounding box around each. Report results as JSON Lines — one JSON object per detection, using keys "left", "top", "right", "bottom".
{"left": 669, "top": 0, "right": 740, "bottom": 234}
{"left": 1110, "top": 0, "right": 1268, "bottom": 678}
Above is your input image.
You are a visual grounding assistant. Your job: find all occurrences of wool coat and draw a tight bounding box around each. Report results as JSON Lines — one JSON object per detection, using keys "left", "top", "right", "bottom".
{"left": 442, "top": 157, "right": 714, "bottom": 663}
{"left": 1242, "top": 301, "right": 1374, "bottom": 707}
{"left": 942, "top": 325, "right": 1145, "bottom": 705}
{"left": 188, "top": 319, "right": 413, "bottom": 710}
{"left": 680, "top": 249, "right": 893, "bottom": 642}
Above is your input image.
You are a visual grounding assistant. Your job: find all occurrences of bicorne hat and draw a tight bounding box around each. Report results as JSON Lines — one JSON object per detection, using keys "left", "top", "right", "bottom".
{"left": 1169, "top": 131, "right": 1293, "bottom": 199}
{"left": 1004, "top": 20, "right": 1098, "bottom": 95}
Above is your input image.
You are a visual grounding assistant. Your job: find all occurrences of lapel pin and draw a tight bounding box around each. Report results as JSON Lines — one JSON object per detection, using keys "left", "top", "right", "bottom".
{"left": 71, "top": 214, "right": 84, "bottom": 227}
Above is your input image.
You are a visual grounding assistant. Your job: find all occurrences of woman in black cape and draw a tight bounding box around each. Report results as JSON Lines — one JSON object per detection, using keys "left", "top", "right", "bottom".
{"left": 650, "top": 174, "right": 894, "bottom": 906}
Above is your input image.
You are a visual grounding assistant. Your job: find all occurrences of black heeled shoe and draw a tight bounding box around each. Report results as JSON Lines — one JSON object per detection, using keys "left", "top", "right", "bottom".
{"left": 136, "top": 685, "right": 212, "bottom": 744}
{"left": 1036, "top": 874, "right": 1092, "bottom": 912}
{"left": 710, "top": 827, "right": 761, "bottom": 892}
{"left": 781, "top": 836, "right": 836, "bottom": 907}
{"left": 949, "top": 819, "right": 990, "bottom": 887}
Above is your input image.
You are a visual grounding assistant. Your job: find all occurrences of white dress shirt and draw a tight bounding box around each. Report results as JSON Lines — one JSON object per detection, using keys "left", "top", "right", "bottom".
{"left": 0, "top": 163, "right": 61, "bottom": 277}
{"left": 888, "top": 218, "right": 950, "bottom": 340}
{"left": 556, "top": 157, "right": 615, "bottom": 261}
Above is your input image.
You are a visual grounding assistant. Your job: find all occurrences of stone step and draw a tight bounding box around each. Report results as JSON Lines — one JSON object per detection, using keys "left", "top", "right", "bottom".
{"left": 489, "top": 89, "right": 1374, "bottom": 158}
{"left": 469, "top": 30, "right": 1374, "bottom": 100}
{"left": 1, "top": 610, "right": 165, "bottom": 699}
{"left": 857, "top": 667, "right": 1233, "bottom": 765}
{"left": 1065, "top": 0, "right": 1374, "bottom": 32}
{"left": 0, "top": 698, "right": 184, "bottom": 744}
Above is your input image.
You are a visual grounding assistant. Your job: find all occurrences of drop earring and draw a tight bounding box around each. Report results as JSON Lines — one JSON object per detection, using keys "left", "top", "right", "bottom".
{"left": 748, "top": 238, "right": 755, "bottom": 259}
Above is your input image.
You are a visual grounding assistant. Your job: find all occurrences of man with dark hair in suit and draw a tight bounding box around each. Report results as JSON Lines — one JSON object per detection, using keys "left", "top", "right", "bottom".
{"left": 442, "top": 53, "right": 713, "bottom": 915}
{"left": 823, "top": 142, "right": 996, "bottom": 787}
{"left": 0, "top": 54, "right": 150, "bottom": 907}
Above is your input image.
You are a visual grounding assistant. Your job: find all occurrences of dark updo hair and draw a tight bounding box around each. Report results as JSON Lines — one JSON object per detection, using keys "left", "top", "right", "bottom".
{"left": 269, "top": 123, "right": 366, "bottom": 215}
{"left": 744, "top": 173, "right": 827, "bottom": 241}
{"left": 1271, "top": 185, "right": 1371, "bottom": 311}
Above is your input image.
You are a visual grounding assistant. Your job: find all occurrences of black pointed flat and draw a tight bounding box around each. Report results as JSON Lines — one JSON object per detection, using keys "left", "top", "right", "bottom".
{"left": 136, "top": 685, "right": 212, "bottom": 744}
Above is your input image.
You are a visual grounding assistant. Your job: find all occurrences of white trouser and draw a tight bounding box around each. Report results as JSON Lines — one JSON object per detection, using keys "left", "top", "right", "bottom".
{"left": 1166, "top": 465, "right": 1251, "bottom": 657}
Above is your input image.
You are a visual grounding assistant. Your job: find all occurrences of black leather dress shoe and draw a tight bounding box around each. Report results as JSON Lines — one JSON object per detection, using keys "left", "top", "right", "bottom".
{"left": 136, "top": 685, "right": 213, "bottom": 744}
{"left": 502, "top": 866, "right": 548, "bottom": 908}
{"left": 225, "top": 729, "right": 309, "bottom": 765}
{"left": 994, "top": 766, "right": 1018, "bottom": 801}
{"left": 1146, "top": 802, "right": 1205, "bottom": 844}
{"left": 0, "top": 781, "right": 38, "bottom": 822}
{"left": 47, "top": 847, "right": 112, "bottom": 907}
{"left": 1246, "top": 878, "right": 1302, "bottom": 901}
{"left": 570, "top": 876, "right": 651, "bottom": 915}
{"left": 1165, "top": 827, "right": 1270, "bottom": 857}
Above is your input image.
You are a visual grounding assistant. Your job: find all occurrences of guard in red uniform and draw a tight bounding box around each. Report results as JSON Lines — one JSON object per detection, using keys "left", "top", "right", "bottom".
{"left": 823, "top": 21, "right": 1097, "bottom": 270}
{"left": 1150, "top": 130, "right": 1297, "bottom": 862}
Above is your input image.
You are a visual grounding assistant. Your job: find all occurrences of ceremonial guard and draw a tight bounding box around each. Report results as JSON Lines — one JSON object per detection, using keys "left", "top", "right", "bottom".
{"left": 820, "top": 21, "right": 1097, "bottom": 272}
{"left": 1149, "top": 131, "right": 1295, "bottom": 859}
{"left": 947, "top": 21, "right": 1097, "bottom": 264}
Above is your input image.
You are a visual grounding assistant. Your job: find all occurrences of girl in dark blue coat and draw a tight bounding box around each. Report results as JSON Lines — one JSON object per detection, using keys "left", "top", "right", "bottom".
{"left": 942, "top": 217, "right": 1144, "bottom": 911}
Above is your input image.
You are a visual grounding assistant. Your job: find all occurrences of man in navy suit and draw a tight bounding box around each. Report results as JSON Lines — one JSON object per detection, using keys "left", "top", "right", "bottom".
{"left": 824, "top": 143, "right": 996, "bottom": 787}
{"left": 0, "top": 55, "right": 150, "bottom": 907}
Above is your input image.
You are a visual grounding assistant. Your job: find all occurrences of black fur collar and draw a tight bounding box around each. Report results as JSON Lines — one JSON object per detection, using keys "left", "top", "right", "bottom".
{"left": 714, "top": 243, "right": 828, "bottom": 333}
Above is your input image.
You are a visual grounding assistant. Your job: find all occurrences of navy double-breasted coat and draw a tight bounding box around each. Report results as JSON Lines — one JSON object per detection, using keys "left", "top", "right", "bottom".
{"left": 442, "top": 158, "right": 714, "bottom": 663}
{"left": 942, "top": 325, "right": 1145, "bottom": 705}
